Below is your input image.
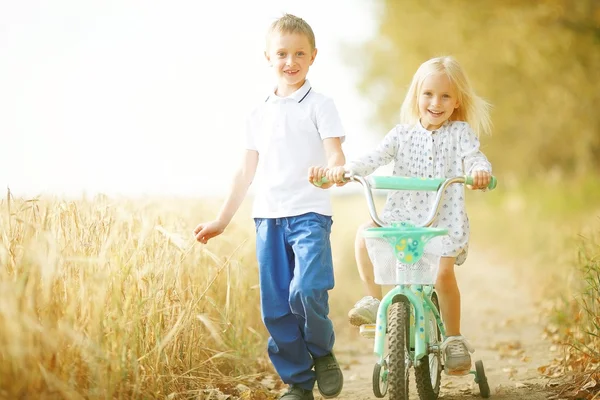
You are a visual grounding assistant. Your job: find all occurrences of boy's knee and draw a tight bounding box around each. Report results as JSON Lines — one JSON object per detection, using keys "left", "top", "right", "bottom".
{"left": 289, "top": 285, "right": 328, "bottom": 316}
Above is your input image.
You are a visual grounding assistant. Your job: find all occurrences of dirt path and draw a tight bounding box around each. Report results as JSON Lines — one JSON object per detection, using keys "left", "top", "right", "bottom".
{"left": 329, "top": 247, "right": 557, "bottom": 399}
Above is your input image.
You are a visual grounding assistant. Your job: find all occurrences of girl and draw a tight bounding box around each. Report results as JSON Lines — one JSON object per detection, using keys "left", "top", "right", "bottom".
{"left": 319, "top": 56, "right": 492, "bottom": 375}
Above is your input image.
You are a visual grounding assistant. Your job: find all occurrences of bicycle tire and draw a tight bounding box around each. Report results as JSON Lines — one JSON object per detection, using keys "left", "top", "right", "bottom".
{"left": 414, "top": 292, "right": 442, "bottom": 399}
{"left": 388, "top": 298, "right": 410, "bottom": 400}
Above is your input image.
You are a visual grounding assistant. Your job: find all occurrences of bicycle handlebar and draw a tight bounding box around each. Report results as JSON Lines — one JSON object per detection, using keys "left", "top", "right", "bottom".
{"left": 316, "top": 173, "right": 497, "bottom": 228}
{"left": 367, "top": 175, "right": 497, "bottom": 191}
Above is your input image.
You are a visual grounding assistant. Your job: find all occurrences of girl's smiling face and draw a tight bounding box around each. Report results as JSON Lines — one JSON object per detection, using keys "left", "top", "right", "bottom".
{"left": 418, "top": 72, "right": 460, "bottom": 131}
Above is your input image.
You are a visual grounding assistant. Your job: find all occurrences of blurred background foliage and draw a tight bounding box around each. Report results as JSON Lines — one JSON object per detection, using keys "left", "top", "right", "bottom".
{"left": 350, "top": 0, "right": 600, "bottom": 177}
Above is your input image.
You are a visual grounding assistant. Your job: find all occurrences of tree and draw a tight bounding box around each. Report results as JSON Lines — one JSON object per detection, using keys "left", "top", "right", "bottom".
{"left": 351, "top": 0, "right": 600, "bottom": 175}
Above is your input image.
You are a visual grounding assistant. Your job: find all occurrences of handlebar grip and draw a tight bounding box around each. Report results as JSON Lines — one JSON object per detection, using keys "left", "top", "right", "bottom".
{"left": 465, "top": 175, "right": 497, "bottom": 190}
{"left": 313, "top": 174, "right": 352, "bottom": 187}
{"left": 313, "top": 177, "right": 330, "bottom": 187}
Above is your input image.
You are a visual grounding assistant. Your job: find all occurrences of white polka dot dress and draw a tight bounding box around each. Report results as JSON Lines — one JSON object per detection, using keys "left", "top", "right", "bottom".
{"left": 347, "top": 120, "right": 492, "bottom": 265}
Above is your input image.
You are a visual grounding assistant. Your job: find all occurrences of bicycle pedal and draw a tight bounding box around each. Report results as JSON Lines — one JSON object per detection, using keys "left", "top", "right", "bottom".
{"left": 359, "top": 324, "right": 376, "bottom": 338}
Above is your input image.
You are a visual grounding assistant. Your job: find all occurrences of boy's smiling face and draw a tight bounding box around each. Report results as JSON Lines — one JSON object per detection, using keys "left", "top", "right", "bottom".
{"left": 265, "top": 32, "right": 317, "bottom": 96}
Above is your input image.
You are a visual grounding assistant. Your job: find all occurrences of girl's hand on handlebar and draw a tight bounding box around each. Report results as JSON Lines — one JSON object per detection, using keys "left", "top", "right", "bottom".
{"left": 327, "top": 166, "right": 348, "bottom": 186}
{"left": 468, "top": 170, "right": 491, "bottom": 190}
{"left": 308, "top": 166, "right": 333, "bottom": 189}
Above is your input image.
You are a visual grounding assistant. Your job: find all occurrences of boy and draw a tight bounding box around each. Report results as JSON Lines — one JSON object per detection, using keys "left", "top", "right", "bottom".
{"left": 194, "top": 14, "right": 345, "bottom": 400}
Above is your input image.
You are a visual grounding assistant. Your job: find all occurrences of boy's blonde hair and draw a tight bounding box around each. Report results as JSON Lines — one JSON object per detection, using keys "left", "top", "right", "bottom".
{"left": 266, "top": 14, "right": 316, "bottom": 50}
{"left": 399, "top": 56, "right": 491, "bottom": 136}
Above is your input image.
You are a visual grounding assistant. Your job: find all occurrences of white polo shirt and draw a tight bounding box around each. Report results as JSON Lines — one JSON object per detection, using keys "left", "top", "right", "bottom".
{"left": 245, "top": 80, "right": 345, "bottom": 218}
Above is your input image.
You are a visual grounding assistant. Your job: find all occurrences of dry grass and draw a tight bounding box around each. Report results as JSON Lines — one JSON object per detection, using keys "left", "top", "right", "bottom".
{"left": 0, "top": 186, "right": 379, "bottom": 399}
{"left": 0, "top": 191, "right": 271, "bottom": 399}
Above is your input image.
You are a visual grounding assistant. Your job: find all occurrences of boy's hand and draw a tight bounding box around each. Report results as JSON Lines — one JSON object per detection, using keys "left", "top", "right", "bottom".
{"left": 194, "top": 220, "right": 226, "bottom": 244}
{"left": 468, "top": 170, "right": 491, "bottom": 190}
{"left": 308, "top": 166, "right": 333, "bottom": 189}
{"left": 327, "top": 166, "right": 348, "bottom": 186}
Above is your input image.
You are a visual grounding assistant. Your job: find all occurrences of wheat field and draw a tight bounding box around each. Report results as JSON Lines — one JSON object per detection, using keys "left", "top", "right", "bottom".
{"left": 0, "top": 192, "right": 274, "bottom": 399}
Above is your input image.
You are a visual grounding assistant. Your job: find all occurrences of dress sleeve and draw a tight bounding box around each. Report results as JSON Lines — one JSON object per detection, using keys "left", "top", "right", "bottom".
{"left": 346, "top": 125, "right": 401, "bottom": 176}
{"left": 460, "top": 123, "right": 492, "bottom": 174}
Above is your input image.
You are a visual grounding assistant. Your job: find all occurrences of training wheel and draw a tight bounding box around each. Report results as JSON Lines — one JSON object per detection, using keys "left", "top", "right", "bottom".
{"left": 475, "top": 360, "right": 490, "bottom": 398}
{"left": 372, "top": 360, "right": 389, "bottom": 398}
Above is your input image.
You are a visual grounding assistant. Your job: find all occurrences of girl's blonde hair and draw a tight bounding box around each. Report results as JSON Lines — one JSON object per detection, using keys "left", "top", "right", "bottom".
{"left": 266, "top": 14, "right": 316, "bottom": 50}
{"left": 399, "top": 56, "right": 492, "bottom": 136}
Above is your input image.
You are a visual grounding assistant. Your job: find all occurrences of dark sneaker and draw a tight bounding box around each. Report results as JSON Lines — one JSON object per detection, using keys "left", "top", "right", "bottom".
{"left": 279, "top": 385, "right": 314, "bottom": 400}
{"left": 314, "top": 353, "right": 343, "bottom": 398}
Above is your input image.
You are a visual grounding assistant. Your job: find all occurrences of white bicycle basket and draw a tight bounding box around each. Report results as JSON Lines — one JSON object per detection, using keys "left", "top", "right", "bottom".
{"left": 362, "top": 225, "right": 447, "bottom": 285}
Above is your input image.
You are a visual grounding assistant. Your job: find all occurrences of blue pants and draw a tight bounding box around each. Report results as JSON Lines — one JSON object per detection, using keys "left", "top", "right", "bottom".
{"left": 254, "top": 212, "right": 336, "bottom": 390}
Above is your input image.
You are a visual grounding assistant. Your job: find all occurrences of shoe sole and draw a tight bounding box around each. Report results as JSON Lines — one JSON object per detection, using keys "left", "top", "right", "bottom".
{"left": 444, "top": 365, "right": 471, "bottom": 376}
{"left": 348, "top": 312, "right": 375, "bottom": 327}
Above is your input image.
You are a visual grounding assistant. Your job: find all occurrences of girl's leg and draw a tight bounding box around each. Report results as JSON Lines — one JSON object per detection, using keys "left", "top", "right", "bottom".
{"left": 435, "top": 256, "right": 473, "bottom": 374}
{"left": 435, "top": 256, "right": 460, "bottom": 336}
{"left": 347, "top": 221, "right": 383, "bottom": 326}
{"left": 355, "top": 221, "right": 382, "bottom": 299}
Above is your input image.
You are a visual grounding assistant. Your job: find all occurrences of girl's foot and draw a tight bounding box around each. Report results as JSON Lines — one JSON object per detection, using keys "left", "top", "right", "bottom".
{"left": 441, "top": 335, "right": 474, "bottom": 375}
{"left": 347, "top": 296, "right": 380, "bottom": 326}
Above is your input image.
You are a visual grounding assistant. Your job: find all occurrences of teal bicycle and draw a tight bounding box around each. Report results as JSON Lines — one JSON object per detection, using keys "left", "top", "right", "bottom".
{"left": 330, "top": 173, "right": 496, "bottom": 400}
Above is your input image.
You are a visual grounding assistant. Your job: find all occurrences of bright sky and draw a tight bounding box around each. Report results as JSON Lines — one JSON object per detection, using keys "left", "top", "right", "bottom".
{"left": 0, "top": 0, "right": 382, "bottom": 197}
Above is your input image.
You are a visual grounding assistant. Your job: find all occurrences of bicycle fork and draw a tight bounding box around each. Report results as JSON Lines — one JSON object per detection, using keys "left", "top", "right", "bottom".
{"left": 372, "top": 285, "right": 446, "bottom": 365}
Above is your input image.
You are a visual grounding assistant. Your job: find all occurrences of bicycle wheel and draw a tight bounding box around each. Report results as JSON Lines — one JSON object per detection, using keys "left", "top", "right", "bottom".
{"left": 388, "top": 298, "right": 410, "bottom": 400}
{"left": 414, "top": 292, "right": 442, "bottom": 399}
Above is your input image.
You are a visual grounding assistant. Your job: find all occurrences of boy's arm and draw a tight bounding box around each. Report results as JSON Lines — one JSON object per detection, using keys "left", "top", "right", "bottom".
{"left": 194, "top": 150, "right": 258, "bottom": 243}
{"left": 309, "top": 137, "right": 345, "bottom": 189}
{"left": 216, "top": 149, "right": 259, "bottom": 225}
{"left": 323, "top": 137, "right": 345, "bottom": 168}
{"left": 311, "top": 138, "right": 345, "bottom": 188}
{"left": 309, "top": 97, "right": 346, "bottom": 188}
